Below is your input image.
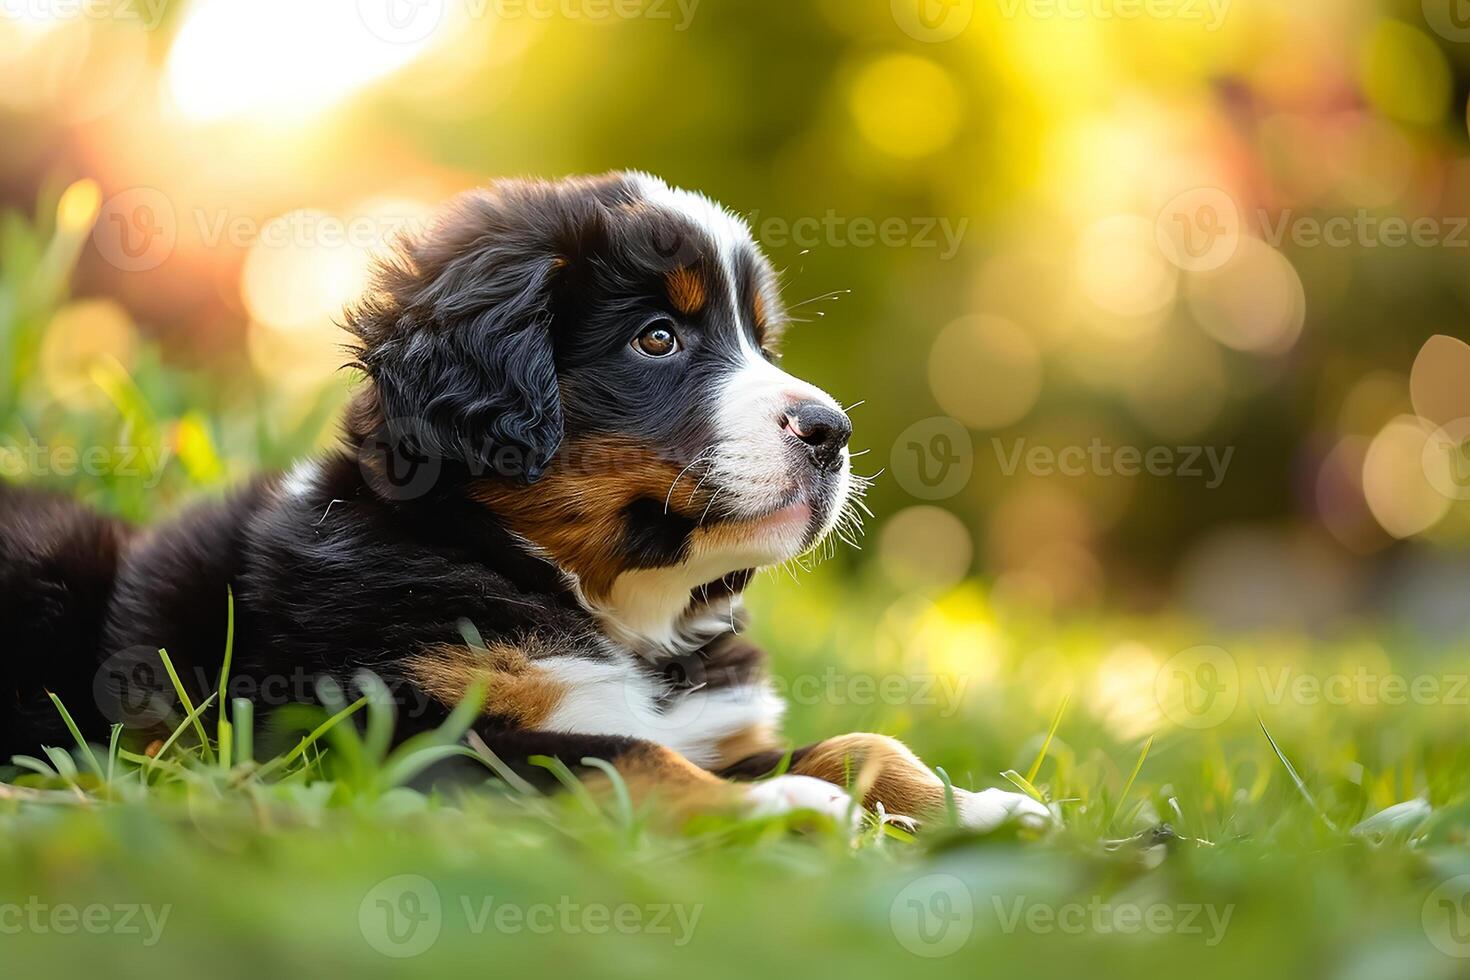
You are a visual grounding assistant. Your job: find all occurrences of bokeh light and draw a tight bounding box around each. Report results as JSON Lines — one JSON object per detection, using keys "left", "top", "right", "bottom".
{"left": 928, "top": 315, "right": 1042, "bottom": 429}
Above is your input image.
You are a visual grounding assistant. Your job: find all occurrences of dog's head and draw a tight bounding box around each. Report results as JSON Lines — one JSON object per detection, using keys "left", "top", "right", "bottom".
{"left": 347, "top": 172, "right": 858, "bottom": 648}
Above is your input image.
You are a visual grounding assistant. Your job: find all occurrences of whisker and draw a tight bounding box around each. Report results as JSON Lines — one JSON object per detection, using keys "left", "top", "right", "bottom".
{"left": 699, "top": 488, "right": 724, "bottom": 525}
{"left": 664, "top": 451, "right": 714, "bottom": 514}
{"left": 786, "top": 289, "right": 851, "bottom": 311}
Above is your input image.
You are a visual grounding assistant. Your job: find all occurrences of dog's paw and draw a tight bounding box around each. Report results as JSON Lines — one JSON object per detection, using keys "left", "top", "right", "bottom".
{"left": 745, "top": 775, "right": 862, "bottom": 832}
{"left": 953, "top": 788, "right": 1057, "bottom": 833}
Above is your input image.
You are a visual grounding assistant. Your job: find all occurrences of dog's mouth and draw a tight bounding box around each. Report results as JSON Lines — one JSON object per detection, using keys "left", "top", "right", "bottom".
{"left": 702, "top": 465, "right": 851, "bottom": 560}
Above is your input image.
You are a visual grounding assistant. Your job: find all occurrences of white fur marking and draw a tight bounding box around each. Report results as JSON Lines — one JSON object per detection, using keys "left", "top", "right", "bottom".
{"left": 281, "top": 460, "right": 321, "bottom": 500}
{"left": 537, "top": 655, "right": 784, "bottom": 768}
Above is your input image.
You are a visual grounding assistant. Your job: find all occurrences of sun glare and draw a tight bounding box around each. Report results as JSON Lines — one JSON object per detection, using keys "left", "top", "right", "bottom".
{"left": 165, "top": 0, "right": 450, "bottom": 122}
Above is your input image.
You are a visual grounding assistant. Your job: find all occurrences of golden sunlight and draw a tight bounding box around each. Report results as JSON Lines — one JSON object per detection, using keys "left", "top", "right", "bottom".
{"left": 165, "top": 0, "right": 451, "bottom": 123}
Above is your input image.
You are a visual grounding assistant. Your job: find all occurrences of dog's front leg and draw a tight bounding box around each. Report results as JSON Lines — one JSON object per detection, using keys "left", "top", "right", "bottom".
{"left": 721, "top": 733, "right": 1054, "bottom": 833}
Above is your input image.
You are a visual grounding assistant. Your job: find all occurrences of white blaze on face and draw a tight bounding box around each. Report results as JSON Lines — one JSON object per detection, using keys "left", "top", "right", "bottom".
{"left": 625, "top": 171, "right": 853, "bottom": 559}
{"left": 709, "top": 339, "right": 851, "bottom": 530}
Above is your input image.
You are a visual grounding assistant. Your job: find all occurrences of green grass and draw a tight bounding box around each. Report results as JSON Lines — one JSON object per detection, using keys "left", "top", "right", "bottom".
{"left": 4, "top": 584, "right": 1470, "bottom": 979}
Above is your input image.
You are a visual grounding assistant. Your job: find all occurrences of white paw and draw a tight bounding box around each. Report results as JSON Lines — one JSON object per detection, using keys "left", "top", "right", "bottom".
{"left": 746, "top": 775, "right": 862, "bottom": 832}
{"left": 954, "top": 788, "right": 1057, "bottom": 833}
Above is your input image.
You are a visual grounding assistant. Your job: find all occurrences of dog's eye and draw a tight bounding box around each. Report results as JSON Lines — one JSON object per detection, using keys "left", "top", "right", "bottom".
{"left": 633, "top": 321, "right": 680, "bottom": 358}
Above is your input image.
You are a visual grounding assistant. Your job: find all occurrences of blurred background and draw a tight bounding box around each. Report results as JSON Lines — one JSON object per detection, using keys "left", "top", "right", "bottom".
{"left": 5, "top": 0, "right": 1470, "bottom": 645}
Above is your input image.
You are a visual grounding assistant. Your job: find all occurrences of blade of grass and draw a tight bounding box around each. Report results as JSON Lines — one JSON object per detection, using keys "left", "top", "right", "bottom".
{"left": 1110, "top": 734, "right": 1153, "bottom": 829}
{"left": 1025, "top": 692, "right": 1070, "bottom": 785}
{"left": 380, "top": 744, "right": 495, "bottom": 790}
{"left": 934, "top": 766, "right": 959, "bottom": 825}
{"left": 529, "top": 754, "right": 602, "bottom": 819}
{"left": 464, "top": 731, "right": 540, "bottom": 796}
{"left": 217, "top": 587, "right": 236, "bottom": 769}
{"left": 232, "top": 698, "right": 254, "bottom": 766}
{"left": 45, "top": 691, "right": 104, "bottom": 781}
{"left": 1000, "top": 769, "right": 1047, "bottom": 803}
{"left": 250, "top": 697, "right": 369, "bottom": 782}
{"left": 10, "top": 755, "right": 59, "bottom": 779}
{"left": 581, "top": 756, "right": 634, "bottom": 830}
{"left": 106, "top": 724, "right": 122, "bottom": 785}
{"left": 157, "top": 648, "right": 215, "bottom": 765}
{"left": 1257, "top": 713, "right": 1337, "bottom": 832}
{"left": 143, "top": 693, "right": 219, "bottom": 783}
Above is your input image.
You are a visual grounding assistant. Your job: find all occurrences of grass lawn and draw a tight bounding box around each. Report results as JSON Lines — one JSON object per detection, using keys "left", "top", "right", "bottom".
{"left": 4, "top": 574, "right": 1468, "bottom": 979}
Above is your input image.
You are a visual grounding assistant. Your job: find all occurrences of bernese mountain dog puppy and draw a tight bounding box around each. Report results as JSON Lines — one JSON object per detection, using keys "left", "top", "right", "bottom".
{"left": 1, "top": 173, "right": 1050, "bottom": 832}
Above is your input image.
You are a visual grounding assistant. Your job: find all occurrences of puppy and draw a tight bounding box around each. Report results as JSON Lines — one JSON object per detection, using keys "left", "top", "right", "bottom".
{"left": 1, "top": 173, "right": 1050, "bottom": 832}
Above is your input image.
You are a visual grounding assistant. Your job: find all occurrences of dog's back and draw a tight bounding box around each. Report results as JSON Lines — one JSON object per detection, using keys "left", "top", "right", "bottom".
{"left": 0, "top": 484, "right": 131, "bottom": 762}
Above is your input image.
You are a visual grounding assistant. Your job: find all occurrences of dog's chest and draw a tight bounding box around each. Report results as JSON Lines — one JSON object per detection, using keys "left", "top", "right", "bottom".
{"left": 528, "top": 637, "right": 783, "bottom": 769}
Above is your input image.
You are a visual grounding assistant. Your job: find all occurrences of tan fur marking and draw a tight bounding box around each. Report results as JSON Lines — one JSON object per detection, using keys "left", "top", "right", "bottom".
{"left": 406, "top": 642, "right": 567, "bottom": 727}
{"left": 789, "top": 733, "right": 947, "bottom": 819}
{"left": 666, "top": 267, "right": 707, "bottom": 316}
{"left": 583, "top": 743, "right": 744, "bottom": 819}
{"left": 472, "top": 436, "right": 716, "bottom": 601}
{"left": 752, "top": 288, "right": 767, "bottom": 332}
{"left": 713, "top": 723, "right": 782, "bottom": 770}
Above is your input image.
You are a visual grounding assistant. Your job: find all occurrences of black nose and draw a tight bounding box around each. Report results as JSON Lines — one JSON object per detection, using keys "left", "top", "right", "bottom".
{"left": 782, "top": 400, "right": 852, "bottom": 472}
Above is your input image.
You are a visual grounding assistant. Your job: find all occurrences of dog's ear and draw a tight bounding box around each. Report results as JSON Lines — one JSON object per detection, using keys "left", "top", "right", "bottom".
{"left": 347, "top": 190, "right": 589, "bottom": 483}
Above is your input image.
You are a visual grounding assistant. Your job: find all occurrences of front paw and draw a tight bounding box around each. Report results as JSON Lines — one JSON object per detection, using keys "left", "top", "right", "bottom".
{"left": 952, "top": 787, "right": 1057, "bottom": 833}
{"left": 745, "top": 775, "right": 863, "bottom": 833}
